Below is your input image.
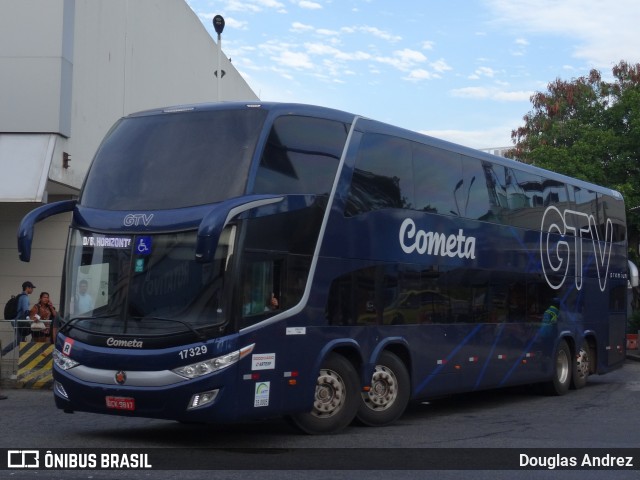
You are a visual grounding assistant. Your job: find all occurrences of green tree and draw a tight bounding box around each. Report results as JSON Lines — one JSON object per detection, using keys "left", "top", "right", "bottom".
{"left": 507, "top": 61, "right": 640, "bottom": 250}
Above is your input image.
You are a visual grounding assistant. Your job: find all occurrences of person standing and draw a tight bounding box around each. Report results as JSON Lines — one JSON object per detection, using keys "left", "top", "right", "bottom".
{"left": 15, "top": 281, "right": 35, "bottom": 341}
{"left": 1, "top": 280, "right": 35, "bottom": 399}
{"left": 75, "top": 279, "right": 94, "bottom": 314}
{"left": 29, "top": 291, "right": 57, "bottom": 343}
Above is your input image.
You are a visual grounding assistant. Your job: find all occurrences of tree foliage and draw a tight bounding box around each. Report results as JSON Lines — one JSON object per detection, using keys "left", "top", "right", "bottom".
{"left": 506, "top": 61, "right": 640, "bottom": 244}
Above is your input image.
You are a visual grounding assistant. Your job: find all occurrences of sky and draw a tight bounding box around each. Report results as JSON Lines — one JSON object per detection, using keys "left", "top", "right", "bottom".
{"left": 186, "top": 0, "right": 640, "bottom": 150}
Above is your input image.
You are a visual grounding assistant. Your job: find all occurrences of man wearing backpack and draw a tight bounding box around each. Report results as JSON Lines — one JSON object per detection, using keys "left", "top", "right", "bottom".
{"left": 17, "top": 281, "right": 35, "bottom": 340}
{"left": 0, "top": 280, "right": 35, "bottom": 399}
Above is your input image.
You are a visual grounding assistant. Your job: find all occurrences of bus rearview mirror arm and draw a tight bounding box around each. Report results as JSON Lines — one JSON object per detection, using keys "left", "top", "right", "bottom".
{"left": 195, "top": 195, "right": 283, "bottom": 263}
{"left": 18, "top": 199, "right": 77, "bottom": 262}
{"left": 195, "top": 194, "right": 318, "bottom": 263}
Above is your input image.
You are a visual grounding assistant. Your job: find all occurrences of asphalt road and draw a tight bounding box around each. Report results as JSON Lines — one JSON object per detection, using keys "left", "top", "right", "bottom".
{"left": 2, "top": 360, "right": 640, "bottom": 480}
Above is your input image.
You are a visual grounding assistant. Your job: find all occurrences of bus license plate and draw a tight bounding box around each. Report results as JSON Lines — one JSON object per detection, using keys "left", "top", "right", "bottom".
{"left": 106, "top": 396, "right": 135, "bottom": 411}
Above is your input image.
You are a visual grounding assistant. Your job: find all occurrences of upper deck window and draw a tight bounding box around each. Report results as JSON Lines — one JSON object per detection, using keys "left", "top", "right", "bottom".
{"left": 345, "top": 133, "right": 413, "bottom": 216}
{"left": 81, "top": 108, "right": 268, "bottom": 210}
{"left": 253, "top": 115, "right": 349, "bottom": 195}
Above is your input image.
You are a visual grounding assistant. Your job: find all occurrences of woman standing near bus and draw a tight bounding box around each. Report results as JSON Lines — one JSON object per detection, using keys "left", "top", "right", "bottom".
{"left": 29, "top": 291, "right": 57, "bottom": 343}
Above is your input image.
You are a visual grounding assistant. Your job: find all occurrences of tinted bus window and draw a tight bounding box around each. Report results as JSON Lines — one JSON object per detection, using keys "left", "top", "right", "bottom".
{"left": 461, "top": 156, "right": 492, "bottom": 221}
{"left": 81, "top": 109, "right": 267, "bottom": 210}
{"left": 572, "top": 186, "right": 598, "bottom": 236}
{"left": 510, "top": 169, "right": 543, "bottom": 209}
{"left": 542, "top": 178, "right": 568, "bottom": 206}
{"left": 345, "top": 133, "right": 413, "bottom": 216}
{"left": 253, "top": 116, "right": 349, "bottom": 195}
{"left": 572, "top": 185, "right": 598, "bottom": 213}
{"left": 413, "top": 144, "right": 461, "bottom": 216}
{"left": 604, "top": 193, "right": 627, "bottom": 242}
{"left": 503, "top": 169, "right": 544, "bottom": 230}
{"left": 327, "top": 265, "right": 400, "bottom": 326}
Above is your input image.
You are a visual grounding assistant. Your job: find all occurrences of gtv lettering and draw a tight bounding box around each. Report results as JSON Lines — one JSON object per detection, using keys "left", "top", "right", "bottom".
{"left": 399, "top": 218, "right": 476, "bottom": 259}
{"left": 540, "top": 206, "right": 613, "bottom": 291}
{"left": 124, "top": 213, "right": 154, "bottom": 227}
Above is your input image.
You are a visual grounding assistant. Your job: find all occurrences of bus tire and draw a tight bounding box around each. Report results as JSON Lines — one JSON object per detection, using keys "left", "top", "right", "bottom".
{"left": 289, "top": 352, "right": 360, "bottom": 435}
{"left": 356, "top": 351, "right": 410, "bottom": 427}
{"left": 542, "top": 339, "right": 572, "bottom": 396}
{"left": 571, "top": 342, "right": 591, "bottom": 390}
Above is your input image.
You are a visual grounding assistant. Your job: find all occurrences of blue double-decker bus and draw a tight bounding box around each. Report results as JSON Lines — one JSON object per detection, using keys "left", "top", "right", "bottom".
{"left": 18, "top": 102, "right": 636, "bottom": 434}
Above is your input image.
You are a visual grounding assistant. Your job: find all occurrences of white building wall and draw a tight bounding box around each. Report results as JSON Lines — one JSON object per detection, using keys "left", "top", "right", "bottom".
{"left": 0, "top": 202, "right": 70, "bottom": 307}
{"left": 0, "top": 0, "right": 258, "bottom": 321}
{"left": 0, "top": 0, "right": 74, "bottom": 136}
{"left": 67, "top": 0, "right": 257, "bottom": 190}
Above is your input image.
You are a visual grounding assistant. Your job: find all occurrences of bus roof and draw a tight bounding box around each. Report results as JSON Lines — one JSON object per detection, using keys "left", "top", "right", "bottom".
{"left": 125, "top": 101, "right": 622, "bottom": 200}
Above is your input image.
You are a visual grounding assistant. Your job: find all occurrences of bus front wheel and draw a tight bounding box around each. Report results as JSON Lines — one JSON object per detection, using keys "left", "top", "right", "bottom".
{"left": 542, "top": 339, "right": 572, "bottom": 396}
{"left": 289, "top": 352, "right": 360, "bottom": 434}
{"left": 356, "top": 351, "right": 410, "bottom": 427}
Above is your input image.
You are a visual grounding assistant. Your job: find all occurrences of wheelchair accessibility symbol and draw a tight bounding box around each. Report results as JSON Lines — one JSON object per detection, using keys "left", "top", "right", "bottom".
{"left": 135, "top": 236, "right": 152, "bottom": 255}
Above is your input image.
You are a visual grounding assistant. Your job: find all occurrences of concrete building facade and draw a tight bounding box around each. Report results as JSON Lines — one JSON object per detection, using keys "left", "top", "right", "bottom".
{"left": 0, "top": 0, "right": 258, "bottom": 311}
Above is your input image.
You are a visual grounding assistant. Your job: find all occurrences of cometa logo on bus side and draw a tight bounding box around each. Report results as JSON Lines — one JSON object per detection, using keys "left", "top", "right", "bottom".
{"left": 399, "top": 218, "right": 476, "bottom": 259}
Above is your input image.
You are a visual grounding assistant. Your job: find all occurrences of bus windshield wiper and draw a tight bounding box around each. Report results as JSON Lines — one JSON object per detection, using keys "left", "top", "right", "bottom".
{"left": 132, "top": 316, "right": 208, "bottom": 342}
{"left": 59, "top": 314, "right": 119, "bottom": 334}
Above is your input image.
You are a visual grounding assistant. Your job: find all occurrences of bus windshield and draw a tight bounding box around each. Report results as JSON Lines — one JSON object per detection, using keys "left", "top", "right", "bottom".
{"left": 62, "top": 227, "right": 234, "bottom": 337}
{"left": 80, "top": 108, "right": 268, "bottom": 210}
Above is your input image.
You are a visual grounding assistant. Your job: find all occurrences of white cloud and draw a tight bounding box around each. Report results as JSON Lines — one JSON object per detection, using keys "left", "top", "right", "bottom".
{"left": 397, "top": 49, "right": 427, "bottom": 64}
{"left": 316, "top": 28, "right": 341, "bottom": 36}
{"left": 486, "top": 0, "right": 640, "bottom": 66}
{"left": 471, "top": 66, "right": 496, "bottom": 79}
{"left": 493, "top": 90, "right": 531, "bottom": 101}
{"left": 420, "top": 126, "right": 515, "bottom": 150}
{"left": 254, "top": 0, "right": 287, "bottom": 9}
{"left": 452, "top": 86, "right": 491, "bottom": 98}
{"left": 305, "top": 43, "right": 371, "bottom": 62}
{"left": 272, "top": 50, "right": 315, "bottom": 69}
{"left": 224, "top": 17, "right": 248, "bottom": 30}
{"left": 422, "top": 40, "right": 435, "bottom": 50}
{"left": 431, "top": 59, "right": 452, "bottom": 73}
{"left": 223, "top": 0, "right": 287, "bottom": 13}
{"left": 404, "top": 69, "right": 437, "bottom": 82}
{"left": 451, "top": 86, "right": 531, "bottom": 102}
{"left": 297, "top": 0, "right": 322, "bottom": 9}
{"left": 349, "top": 26, "right": 402, "bottom": 43}
{"left": 376, "top": 48, "right": 427, "bottom": 71}
{"left": 291, "top": 22, "right": 314, "bottom": 32}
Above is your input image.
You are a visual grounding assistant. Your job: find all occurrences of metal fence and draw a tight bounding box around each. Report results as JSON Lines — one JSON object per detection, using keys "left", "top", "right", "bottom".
{"left": 1, "top": 318, "right": 53, "bottom": 375}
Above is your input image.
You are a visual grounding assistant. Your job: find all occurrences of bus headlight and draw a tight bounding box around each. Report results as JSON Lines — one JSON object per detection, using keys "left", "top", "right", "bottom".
{"left": 53, "top": 348, "right": 79, "bottom": 370}
{"left": 172, "top": 343, "right": 255, "bottom": 379}
{"left": 188, "top": 389, "right": 219, "bottom": 409}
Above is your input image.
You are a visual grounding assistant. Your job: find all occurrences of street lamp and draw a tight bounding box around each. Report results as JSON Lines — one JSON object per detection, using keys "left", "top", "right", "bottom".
{"left": 213, "top": 15, "right": 225, "bottom": 101}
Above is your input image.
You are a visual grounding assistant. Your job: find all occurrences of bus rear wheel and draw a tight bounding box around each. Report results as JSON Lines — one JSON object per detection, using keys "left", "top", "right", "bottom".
{"left": 542, "top": 339, "right": 571, "bottom": 396}
{"left": 289, "top": 352, "right": 359, "bottom": 434}
{"left": 356, "top": 351, "right": 410, "bottom": 427}
{"left": 571, "top": 343, "right": 591, "bottom": 390}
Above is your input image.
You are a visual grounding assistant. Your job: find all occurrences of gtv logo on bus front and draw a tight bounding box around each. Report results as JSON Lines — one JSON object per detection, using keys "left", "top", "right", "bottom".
{"left": 123, "top": 213, "right": 154, "bottom": 227}
{"left": 540, "top": 206, "right": 612, "bottom": 292}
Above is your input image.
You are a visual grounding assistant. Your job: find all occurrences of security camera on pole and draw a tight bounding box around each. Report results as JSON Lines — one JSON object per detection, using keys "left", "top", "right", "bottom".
{"left": 213, "top": 15, "right": 225, "bottom": 101}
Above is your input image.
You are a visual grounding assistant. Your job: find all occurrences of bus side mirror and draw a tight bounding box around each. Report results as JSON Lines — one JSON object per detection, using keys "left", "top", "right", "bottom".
{"left": 18, "top": 200, "right": 77, "bottom": 262}
{"left": 195, "top": 195, "right": 282, "bottom": 263}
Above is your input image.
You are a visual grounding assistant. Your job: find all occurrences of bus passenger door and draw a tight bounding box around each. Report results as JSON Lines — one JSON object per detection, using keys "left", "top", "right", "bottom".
{"left": 235, "top": 259, "right": 286, "bottom": 418}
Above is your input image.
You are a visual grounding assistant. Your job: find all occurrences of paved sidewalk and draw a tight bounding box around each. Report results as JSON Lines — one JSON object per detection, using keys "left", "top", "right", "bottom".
{"left": 627, "top": 351, "right": 640, "bottom": 362}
